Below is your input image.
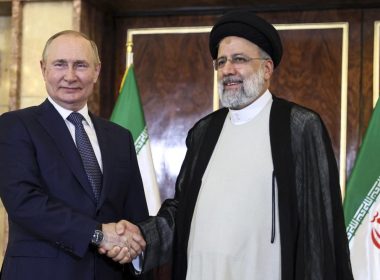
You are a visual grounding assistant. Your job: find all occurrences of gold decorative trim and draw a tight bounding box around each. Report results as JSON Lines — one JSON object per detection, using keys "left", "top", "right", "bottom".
{"left": 127, "top": 26, "right": 212, "bottom": 39}
{"left": 126, "top": 22, "right": 349, "bottom": 195}
{"left": 374, "top": 21, "right": 380, "bottom": 107}
{"left": 341, "top": 23, "right": 349, "bottom": 197}
{"left": 213, "top": 69, "right": 219, "bottom": 110}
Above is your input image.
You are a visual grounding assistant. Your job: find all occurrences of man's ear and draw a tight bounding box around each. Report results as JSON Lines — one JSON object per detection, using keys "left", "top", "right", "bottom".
{"left": 264, "top": 59, "right": 274, "bottom": 81}
{"left": 93, "top": 63, "right": 101, "bottom": 83}
{"left": 40, "top": 60, "right": 47, "bottom": 80}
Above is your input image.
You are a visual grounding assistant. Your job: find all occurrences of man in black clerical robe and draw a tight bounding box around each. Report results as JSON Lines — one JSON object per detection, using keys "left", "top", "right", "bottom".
{"left": 118, "top": 10, "right": 353, "bottom": 280}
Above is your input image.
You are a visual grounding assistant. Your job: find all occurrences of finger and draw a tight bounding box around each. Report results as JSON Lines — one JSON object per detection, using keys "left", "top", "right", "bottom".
{"left": 132, "top": 235, "right": 146, "bottom": 251}
{"left": 106, "top": 246, "right": 121, "bottom": 258}
{"left": 112, "top": 247, "right": 130, "bottom": 262}
{"left": 119, "top": 254, "right": 133, "bottom": 264}
{"left": 127, "top": 246, "right": 139, "bottom": 259}
{"left": 119, "top": 250, "right": 133, "bottom": 264}
{"left": 98, "top": 247, "right": 106, "bottom": 254}
{"left": 132, "top": 233, "right": 146, "bottom": 244}
{"left": 129, "top": 241, "right": 142, "bottom": 255}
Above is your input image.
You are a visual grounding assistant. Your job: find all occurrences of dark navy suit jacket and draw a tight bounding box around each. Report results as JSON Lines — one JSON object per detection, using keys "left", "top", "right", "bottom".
{"left": 0, "top": 99, "right": 149, "bottom": 280}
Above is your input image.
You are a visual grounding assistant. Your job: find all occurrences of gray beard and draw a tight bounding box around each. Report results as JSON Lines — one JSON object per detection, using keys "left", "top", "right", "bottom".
{"left": 218, "top": 66, "right": 265, "bottom": 110}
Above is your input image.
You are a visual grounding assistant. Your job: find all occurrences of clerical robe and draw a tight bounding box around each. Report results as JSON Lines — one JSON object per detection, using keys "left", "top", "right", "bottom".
{"left": 139, "top": 95, "right": 353, "bottom": 280}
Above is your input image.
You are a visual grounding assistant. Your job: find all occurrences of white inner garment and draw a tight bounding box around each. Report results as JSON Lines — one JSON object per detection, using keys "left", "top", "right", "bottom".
{"left": 186, "top": 93, "right": 281, "bottom": 280}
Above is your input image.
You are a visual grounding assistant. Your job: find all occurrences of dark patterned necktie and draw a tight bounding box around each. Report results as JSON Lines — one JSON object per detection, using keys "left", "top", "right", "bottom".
{"left": 67, "top": 112, "right": 102, "bottom": 202}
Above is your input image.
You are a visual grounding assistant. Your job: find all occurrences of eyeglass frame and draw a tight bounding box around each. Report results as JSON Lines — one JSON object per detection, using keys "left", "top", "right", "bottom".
{"left": 213, "top": 54, "right": 270, "bottom": 71}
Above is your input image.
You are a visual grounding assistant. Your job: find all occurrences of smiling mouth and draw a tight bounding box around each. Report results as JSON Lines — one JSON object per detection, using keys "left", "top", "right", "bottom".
{"left": 223, "top": 76, "right": 243, "bottom": 87}
{"left": 61, "top": 86, "right": 81, "bottom": 91}
{"left": 223, "top": 80, "right": 243, "bottom": 90}
{"left": 224, "top": 81, "right": 241, "bottom": 86}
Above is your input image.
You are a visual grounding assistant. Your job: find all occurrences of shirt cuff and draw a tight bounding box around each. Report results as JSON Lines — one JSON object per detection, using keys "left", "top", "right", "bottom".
{"left": 132, "top": 252, "right": 144, "bottom": 274}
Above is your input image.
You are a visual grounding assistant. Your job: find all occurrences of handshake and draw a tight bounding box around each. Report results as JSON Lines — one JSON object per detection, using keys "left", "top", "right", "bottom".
{"left": 97, "top": 220, "right": 146, "bottom": 264}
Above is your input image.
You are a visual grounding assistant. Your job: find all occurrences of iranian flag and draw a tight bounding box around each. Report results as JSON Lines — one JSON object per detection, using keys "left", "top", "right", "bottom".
{"left": 344, "top": 99, "right": 380, "bottom": 279}
{"left": 110, "top": 64, "right": 161, "bottom": 215}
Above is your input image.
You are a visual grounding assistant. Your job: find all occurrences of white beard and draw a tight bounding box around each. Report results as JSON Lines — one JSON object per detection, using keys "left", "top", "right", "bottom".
{"left": 218, "top": 65, "right": 266, "bottom": 110}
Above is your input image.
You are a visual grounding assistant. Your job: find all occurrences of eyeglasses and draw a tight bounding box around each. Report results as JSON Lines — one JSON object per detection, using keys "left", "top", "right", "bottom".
{"left": 213, "top": 54, "right": 268, "bottom": 70}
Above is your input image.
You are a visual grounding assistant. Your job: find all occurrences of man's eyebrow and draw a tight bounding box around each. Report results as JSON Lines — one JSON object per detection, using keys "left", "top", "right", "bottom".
{"left": 74, "top": 60, "right": 89, "bottom": 64}
{"left": 50, "top": 59, "right": 89, "bottom": 64}
{"left": 231, "top": 53, "right": 246, "bottom": 56}
{"left": 217, "top": 53, "right": 246, "bottom": 59}
{"left": 52, "top": 59, "right": 67, "bottom": 63}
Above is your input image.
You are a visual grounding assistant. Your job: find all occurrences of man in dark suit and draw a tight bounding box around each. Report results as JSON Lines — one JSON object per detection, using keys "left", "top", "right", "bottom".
{"left": 0, "top": 30, "right": 148, "bottom": 279}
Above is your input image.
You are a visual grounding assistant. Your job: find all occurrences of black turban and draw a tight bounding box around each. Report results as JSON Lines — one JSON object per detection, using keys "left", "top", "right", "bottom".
{"left": 209, "top": 10, "right": 283, "bottom": 68}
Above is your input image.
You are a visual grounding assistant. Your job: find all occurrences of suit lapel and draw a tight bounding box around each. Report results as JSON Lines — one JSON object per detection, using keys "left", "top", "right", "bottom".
{"left": 36, "top": 100, "right": 96, "bottom": 203}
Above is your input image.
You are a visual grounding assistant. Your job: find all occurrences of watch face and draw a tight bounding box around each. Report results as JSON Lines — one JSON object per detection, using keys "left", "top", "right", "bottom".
{"left": 92, "top": 230, "right": 104, "bottom": 246}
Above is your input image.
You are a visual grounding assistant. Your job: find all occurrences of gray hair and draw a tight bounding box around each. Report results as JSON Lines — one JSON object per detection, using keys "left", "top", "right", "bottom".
{"left": 258, "top": 47, "right": 271, "bottom": 60}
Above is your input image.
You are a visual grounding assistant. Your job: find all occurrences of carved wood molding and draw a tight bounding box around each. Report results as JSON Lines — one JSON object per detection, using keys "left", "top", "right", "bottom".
{"left": 9, "top": 0, "right": 21, "bottom": 111}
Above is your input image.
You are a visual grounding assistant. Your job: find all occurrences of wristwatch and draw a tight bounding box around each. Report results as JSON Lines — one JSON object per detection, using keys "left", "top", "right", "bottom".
{"left": 91, "top": 225, "right": 104, "bottom": 247}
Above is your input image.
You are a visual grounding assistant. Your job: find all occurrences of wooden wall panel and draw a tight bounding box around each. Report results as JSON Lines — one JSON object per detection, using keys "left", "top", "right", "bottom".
{"left": 133, "top": 33, "right": 213, "bottom": 199}
{"left": 272, "top": 27, "right": 343, "bottom": 159}
{"left": 362, "top": 9, "right": 380, "bottom": 142}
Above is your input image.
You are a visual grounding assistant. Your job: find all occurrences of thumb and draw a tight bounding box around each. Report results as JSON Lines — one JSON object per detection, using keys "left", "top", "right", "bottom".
{"left": 115, "top": 220, "right": 127, "bottom": 235}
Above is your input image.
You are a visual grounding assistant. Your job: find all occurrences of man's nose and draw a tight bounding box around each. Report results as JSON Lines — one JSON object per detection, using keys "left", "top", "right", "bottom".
{"left": 64, "top": 66, "right": 77, "bottom": 81}
{"left": 220, "top": 59, "right": 237, "bottom": 75}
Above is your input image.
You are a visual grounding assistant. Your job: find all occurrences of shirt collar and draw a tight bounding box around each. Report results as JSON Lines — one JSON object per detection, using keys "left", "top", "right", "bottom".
{"left": 47, "top": 96, "right": 93, "bottom": 127}
{"left": 229, "top": 90, "right": 272, "bottom": 125}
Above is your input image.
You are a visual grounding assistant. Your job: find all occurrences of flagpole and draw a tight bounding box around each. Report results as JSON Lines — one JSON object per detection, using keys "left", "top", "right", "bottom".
{"left": 126, "top": 40, "right": 133, "bottom": 68}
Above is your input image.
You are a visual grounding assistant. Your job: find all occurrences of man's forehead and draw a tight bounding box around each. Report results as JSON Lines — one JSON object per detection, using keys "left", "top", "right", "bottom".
{"left": 47, "top": 35, "right": 90, "bottom": 52}
{"left": 45, "top": 36, "right": 93, "bottom": 59}
{"left": 51, "top": 33, "right": 88, "bottom": 43}
{"left": 219, "top": 36, "right": 259, "bottom": 48}
{"left": 218, "top": 36, "right": 260, "bottom": 54}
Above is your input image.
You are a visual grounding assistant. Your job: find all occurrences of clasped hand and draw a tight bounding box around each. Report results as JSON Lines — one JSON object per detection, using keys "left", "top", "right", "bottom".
{"left": 98, "top": 220, "right": 146, "bottom": 264}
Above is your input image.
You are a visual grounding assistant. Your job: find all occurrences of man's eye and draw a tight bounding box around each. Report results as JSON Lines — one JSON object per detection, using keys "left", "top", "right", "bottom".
{"left": 54, "top": 62, "right": 65, "bottom": 67}
{"left": 217, "top": 59, "right": 226, "bottom": 67}
{"left": 232, "top": 56, "right": 248, "bottom": 63}
{"left": 76, "top": 63, "right": 88, "bottom": 68}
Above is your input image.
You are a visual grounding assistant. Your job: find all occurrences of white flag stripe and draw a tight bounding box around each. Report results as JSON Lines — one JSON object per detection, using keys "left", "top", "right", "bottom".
{"left": 349, "top": 201, "right": 380, "bottom": 279}
{"left": 137, "top": 139, "right": 161, "bottom": 215}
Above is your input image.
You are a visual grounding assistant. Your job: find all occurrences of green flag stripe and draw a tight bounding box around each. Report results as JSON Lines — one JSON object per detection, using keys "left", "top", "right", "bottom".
{"left": 346, "top": 176, "right": 380, "bottom": 241}
{"left": 344, "top": 100, "right": 380, "bottom": 225}
{"left": 110, "top": 65, "right": 145, "bottom": 143}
